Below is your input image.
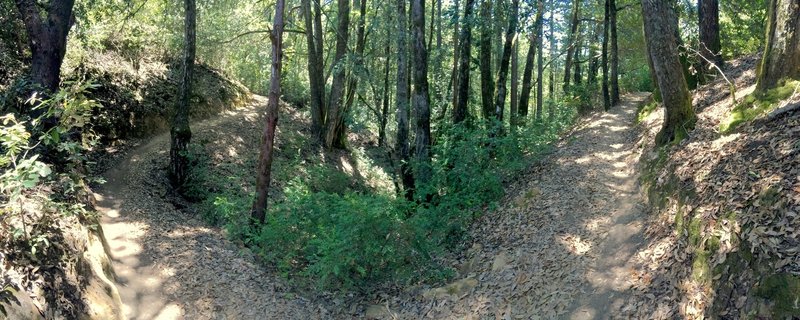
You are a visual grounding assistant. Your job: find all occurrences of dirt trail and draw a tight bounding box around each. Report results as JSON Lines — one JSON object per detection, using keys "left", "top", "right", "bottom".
{"left": 384, "top": 93, "right": 653, "bottom": 319}
{"left": 94, "top": 97, "right": 329, "bottom": 319}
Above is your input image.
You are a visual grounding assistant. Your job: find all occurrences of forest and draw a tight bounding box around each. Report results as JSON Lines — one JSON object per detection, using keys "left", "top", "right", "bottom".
{"left": 1, "top": 0, "right": 799, "bottom": 318}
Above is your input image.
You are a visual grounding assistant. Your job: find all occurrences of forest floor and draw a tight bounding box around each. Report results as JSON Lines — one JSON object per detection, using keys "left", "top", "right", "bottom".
{"left": 93, "top": 93, "right": 652, "bottom": 319}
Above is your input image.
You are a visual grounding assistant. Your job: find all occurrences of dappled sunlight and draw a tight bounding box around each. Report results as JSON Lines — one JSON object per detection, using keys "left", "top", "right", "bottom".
{"left": 558, "top": 234, "right": 593, "bottom": 255}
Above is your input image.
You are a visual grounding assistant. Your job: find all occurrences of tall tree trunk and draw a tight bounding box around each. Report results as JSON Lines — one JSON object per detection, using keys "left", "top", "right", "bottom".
{"left": 169, "top": 0, "right": 195, "bottom": 188}
{"left": 449, "top": 0, "right": 461, "bottom": 120}
{"left": 324, "top": 0, "right": 351, "bottom": 149}
{"left": 379, "top": 37, "right": 392, "bottom": 147}
{"left": 602, "top": 0, "right": 611, "bottom": 110}
{"left": 547, "top": 0, "right": 555, "bottom": 118}
{"left": 573, "top": 40, "right": 582, "bottom": 84}
{"left": 411, "top": 0, "right": 432, "bottom": 196}
{"left": 587, "top": 22, "right": 599, "bottom": 85}
{"left": 252, "top": 0, "right": 286, "bottom": 224}
{"left": 519, "top": 4, "right": 543, "bottom": 122}
{"left": 479, "top": 0, "right": 495, "bottom": 121}
{"left": 536, "top": 0, "right": 546, "bottom": 121}
{"left": 698, "top": 0, "right": 723, "bottom": 73}
{"left": 609, "top": 0, "right": 620, "bottom": 104}
{"left": 642, "top": 0, "right": 695, "bottom": 146}
{"left": 396, "top": 0, "right": 414, "bottom": 200}
{"left": 343, "top": 0, "right": 368, "bottom": 137}
{"left": 493, "top": 0, "right": 520, "bottom": 124}
{"left": 563, "top": 0, "right": 580, "bottom": 92}
{"left": 15, "top": 0, "right": 75, "bottom": 94}
{"left": 453, "top": 0, "right": 477, "bottom": 124}
{"left": 755, "top": 0, "right": 800, "bottom": 94}
{"left": 510, "top": 42, "right": 519, "bottom": 127}
{"left": 302, "top": 0, "right": 326, "bottom": 143}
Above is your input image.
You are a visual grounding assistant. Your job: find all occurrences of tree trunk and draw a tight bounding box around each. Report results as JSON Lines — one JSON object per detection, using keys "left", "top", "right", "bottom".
{"left": 510, "top": 42, "right": 519, "bottom": 127}
{"left": 547, "top": 0, "right": 555, "bottom": 118}
{"left": 396, "top": 0, "right": 414, "bottom": 200}
{"left": 536, "top": 0, "right": 546, "bottom": 121}
{"left": 15, "top": 0, "right": 75, "bottom": 94}
{"left": 169, "top": 0, "right": 195, "bottom": 188}
{"left": 755, "top": 0, "right": 800, "bottom": 94}
{"left": 252, "top": 0, "right": 286, "bottom": 224}
{"left": 493, "top": 0, "right": 520, "bottom": 124}
{"left": 379, "top": 39, "right": 391, "bottom": 148}
{"left": 479, "top": 0, "right": 495, "bottom": 121}
{"left": 411, "top": 0, "right": 432, "bottom": 197}
{"left": 698, "top": 0, "right": 723, "bottom": 74}
{"left": 449, "top": 0, "right": 461, "bottom": 120}
{"left": 602, "top": 0, "right": 611, "bottom": 110}
{"left": 324, "top": 0, "right": 351, "bottom": 149}
{"left": 563, "top": 0, "right": 580, "bottom": 92}
{"left": 302, "top": 0, "right": 326, "bottom": 143}
{"left": 343, "top": 0, "right": 368, "bottom": 139}
{"left": 573, "top": 40, "right": 582, "bottom": 85}
{"left": 609, "top": 0, "right": 620, "bottom": 105}
{"left": 519, "top": 4, "right": 543, "bottom": 122}
{"left": 453, "top": 0, "right": 477, "bottom": 124}
{"left": 587, "top": 22, "right": 599, "bottom": 85}
{"left": 642, "top": 0, "right": 695, "bottom": 146}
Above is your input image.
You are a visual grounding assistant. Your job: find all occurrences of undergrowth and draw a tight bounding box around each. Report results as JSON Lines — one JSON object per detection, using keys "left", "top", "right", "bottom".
{"left": 193, "top": 103, "right": 577, "bottom": 292}
{"left": 720, "top": 79, "right": 800, "bottom": 133}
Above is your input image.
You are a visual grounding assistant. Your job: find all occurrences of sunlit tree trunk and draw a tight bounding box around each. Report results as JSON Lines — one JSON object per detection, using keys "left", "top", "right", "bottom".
{"left": 642, "top": 0, "right": 695, "bottom": 146}
{"left": 453, "top": 0, "right": 477, "bottom": 124}
{"left": 302, "top": 0, "right": 326, "bottom": 143}
{"left": 411, "top": 0, "right": 433, "bottom": 195}
{"left": 519, "top": 4, "right": 543, "bottom": 122}
{"left": 169, "top": 0, "right": 195, "bottom": 187}
{"left": 324, "top": 0, "right": 351, "bottom": 149}
{"left": 755, "top": 0, "right": 800, "bottom": 94}
{"left": 252, "top": 0, "right": 286, "bottom": 224}
{"left": 479, "top": 0, "right": 495, "bottom": 121}
{"left": 395, "top": 0, "right": 414, "bottom": 200}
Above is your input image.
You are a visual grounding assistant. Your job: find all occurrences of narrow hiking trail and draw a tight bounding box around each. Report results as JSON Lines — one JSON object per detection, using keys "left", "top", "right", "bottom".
{"left": 93, "top": 93, "right": 652, "bottom": 319}
{"left": 385, "top": 93, "right": 653, "bottom": 319}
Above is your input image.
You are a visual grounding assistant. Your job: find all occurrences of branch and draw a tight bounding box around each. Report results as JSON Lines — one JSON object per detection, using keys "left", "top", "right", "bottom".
{"left": 682, "top": 44, "right": 737, "bottom": 104}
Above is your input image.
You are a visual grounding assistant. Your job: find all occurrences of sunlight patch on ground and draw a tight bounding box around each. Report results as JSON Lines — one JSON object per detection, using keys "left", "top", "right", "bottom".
{"left": 558, "top": 234, "right": 593, "bottom": 255}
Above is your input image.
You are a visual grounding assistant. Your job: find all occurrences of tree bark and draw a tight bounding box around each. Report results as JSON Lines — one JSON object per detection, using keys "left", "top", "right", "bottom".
{"left": 479, "top": 0, "right": 495, "bottom": 121}
{"left": 15, "top": 0, "right": 75, "bottom": 94}
{"left": 642, "top": 0, "right": 695, "bottom": 146}
{"left": 698, "top": 0, "right": 723, "bottom": 74}
{"left": 536, "top": 0, "right": 546, "bottom": 121}
{"left": 755, "top": 0, "right": 800, "bottom": 94}
{"left": 252, "top": 0, "right": 286, "bottom": 224}
{"left": 411, "top": 0, "right": 432, "bottom": 196}
{"left": 342, "top": 0, "right": 368, "bottom": 140}
{"left": 609, "top": 0, "right": 620, "bottom": 105}
{"left": 519, "top": 4, "right": 543, "bottom": 122}
{"left": 379, "top": 39, "right": 391, "bottom": 148}
{"left": 510, "top": 42, "right": 519, "bottom": 127}
{"left": 453, "top": 0, "right": 477, "bottom": 124}
{"left": 602, "top": 0, "right": 611, "bottom": 110}
{"left": 302, "top": 0, "right": 326, "bottom": 143}
{"left": 395, "top": 0, "right": 414, "bottom": 200}
{"left": 169, "top": 0, "right": 195, "bottom": 188}
{"left": 493, "top": 0, "right": 520, "bottom": 124}
{"left": 324, "top": 0, "right": 351, "bottom": 149}
{"left": 547, "top": 0, "right": 555, "bottom": 118}
{"left": 449, "top": 0, "right": 461, "bottom": 120}
{"left": 563, "top": 0, "right": 580, "bottom": 92}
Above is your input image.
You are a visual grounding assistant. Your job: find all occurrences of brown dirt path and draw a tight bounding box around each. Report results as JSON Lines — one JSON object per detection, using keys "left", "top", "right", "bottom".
{"left": 378, "top": 93, "right": 653, "bottom": 319}
{"left": 94, "top": 97, "right": 330, "bottom": 319}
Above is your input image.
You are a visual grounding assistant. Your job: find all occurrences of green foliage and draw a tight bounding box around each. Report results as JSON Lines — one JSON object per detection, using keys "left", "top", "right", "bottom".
{"left": 720, "top": 79, "right": 799, "bottom": 133}
{"left": 756, "top": 274, "right": 800, "bottom": 318}
{"left": 720, "top": 0, "right": 768, "bottom": 58}
{"left": 636, "top": 101, "right": 659, "bottom": 124}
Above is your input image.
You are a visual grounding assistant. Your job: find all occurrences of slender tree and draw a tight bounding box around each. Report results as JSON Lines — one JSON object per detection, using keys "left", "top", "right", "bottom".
{"left": 493, "top": 0, "right": 520, "bottom": 124}
{"left": 609, "top": 0, "right": 619, "bottom": 104}
{"left": 563, "top": 0, "right": 581, "bottom": 92}
{"left": 479, "top": 0, "right": 495, "bottom": 120}
{"left": 755, "top": 0, "right": 800, "bottom": 94}
{"left": 698, "top": 0, "right": 723, "bottom": 73}
{"left": 396, "top": 0, "right": 414, "bottom": 200}
{"left": 324, "top": 0, "right": 351, "bottom": 149}
{"left": 510, "top": 43, "right": 519, "bottom": 127}
{"left": 449, "top": 0, "right": 462, "bottom": 119}
{"left": 642, "top": 0, "right": 695, "bottom": 145}
{"left": 453, "top": 0, "right": 477, "bottom": 124}
{"left": 343, "top": 0, "right": 368, "bottom": 130}
{"left": 536, "top": 0, "right": 546, "bottom": 120}
{"left": 302, "top": 0, "right": 326, "bottom": 143}
{"left": 169, "top": 0, "right": 195, "bottom": 187}
{"left": 601, "top": 0, "right": 611, "bottom": 110}
{"left": 252, "top": 0, "right": 286, "bottom": 224}
{"left": 411, "top": 0, "right": 433, "bottom": 194}
{"left": 519, "top": 2, "right": 544, "bottom": 122}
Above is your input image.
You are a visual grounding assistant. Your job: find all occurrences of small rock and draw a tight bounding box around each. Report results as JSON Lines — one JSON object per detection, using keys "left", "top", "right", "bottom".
{"left": 422, "top": 278, "right": 479, "bottom": 300}
{"left": 364, "top": 304, "right": 392, "bottom": 319}
{"left": 492, "top": 252, "right": 509, "bottom": 272}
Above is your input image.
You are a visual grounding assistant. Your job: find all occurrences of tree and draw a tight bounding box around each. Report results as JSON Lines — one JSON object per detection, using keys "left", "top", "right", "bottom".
{"left": 302, "top": 0, "right": 326, "bottom": 143}
{"left": 252, "top": 0, "right": 286, "bottom": 224}
{"left": 342, "top": 0, "right": 368, "bottom": 138}
{"left": 169, "top": 0, "right": 195, "bottom": 187}
{"left": 609, "top": 0, "right": 619, "bottom": 105}
{"left": 698, "top": 0, "right": 723, "bottom": 72}
{"left": 519, "top": 2, "right": 544, "bottom": 122}
{"left": 510, "top": 43, "right": 519, "bottom": 126}
{"left": 535, "top": 0, "right": 545, "bottom": 120}
{"left": 396, "top": 0, "right": 413, "bottom": 200}
{"left": 479, "top": 0, "right": 495, "bottom": 120}
{"left": 453, "top": 0, "right": 477, "bottom": 124}
{"left": 601, "top": 0, "right": 611, "bottom": 110}
{"left": 411, "top": 0, "right": 433, "bottom": 194}
{"left": 755, "top": 0, "right": 800, "bottom": 94}
{"left": 493, "top": 0, "right": 520, "bottom": 124}
{"left": 324, "top": 0, "right": 351, "bottom": 149}
{"left": 642, "top": 0, "right": 695, "bottom": 145}
{"left": 14, "top": 0, "right": 75, "bottom": 94}
{"left": 563, "top": 0, "right": 581, "bottom": 92}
